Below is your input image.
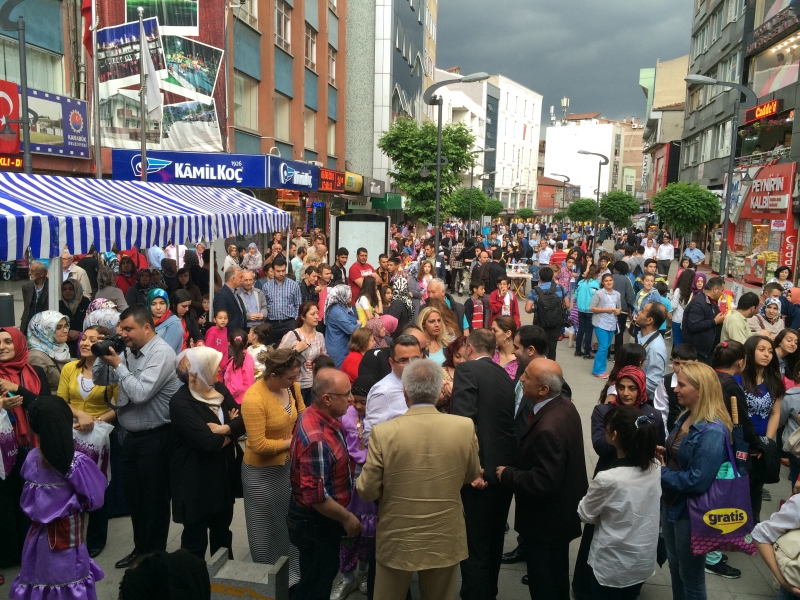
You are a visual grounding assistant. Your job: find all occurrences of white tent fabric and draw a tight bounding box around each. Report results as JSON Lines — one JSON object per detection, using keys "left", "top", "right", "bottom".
{"left": 0, "top": 172, "right": 290, "bottom": 260}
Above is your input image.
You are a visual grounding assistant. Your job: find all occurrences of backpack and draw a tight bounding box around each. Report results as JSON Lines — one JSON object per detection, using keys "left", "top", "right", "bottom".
{"left": 533, "top": 285, "right": 564, "bottom": 329}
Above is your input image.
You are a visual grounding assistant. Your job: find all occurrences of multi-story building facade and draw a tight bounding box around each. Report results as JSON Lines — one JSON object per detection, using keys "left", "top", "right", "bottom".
{"left": 422, "top": 0, "right": 437, "bottom": 119}
{"left": 489, "top": 75, "right": 543, "bottom": 211}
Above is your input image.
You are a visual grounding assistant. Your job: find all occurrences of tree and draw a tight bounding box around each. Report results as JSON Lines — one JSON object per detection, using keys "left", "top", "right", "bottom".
{"left": 378, "top": 117, "right": 476, "bottom": 223}
{"left": 449, "top": 187, "right": 488, "bottom": 221}
{"left": 552, "top": 211, "right": 567, "bottom": 222}
{"left": 652, "top": 182, "right": 721, "bottom": 234}
{"left": 599, "top": 191, "right": 639, "bottom": 227}
{"left": 517, "top": 208, "right": 534, "bottom": 219}
{"left": 567, "top": 198, "right": 598, "bottom": 223}
{"left": 484, "top": 199, "right": 504, "bottom": 218}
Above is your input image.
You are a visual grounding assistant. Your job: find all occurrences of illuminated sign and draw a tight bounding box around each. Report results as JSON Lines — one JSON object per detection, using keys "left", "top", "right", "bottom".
{"left": 319, "top": 168, "right": 345, "bottom": 192}
{"left": 0, "top": 153, "right": 22, "bottom": 170}
{"left": 745, "top": 99, "right": 783, "bottom": 124}
{"left": 344, "top": 172, "right": 363, "bottom": 193}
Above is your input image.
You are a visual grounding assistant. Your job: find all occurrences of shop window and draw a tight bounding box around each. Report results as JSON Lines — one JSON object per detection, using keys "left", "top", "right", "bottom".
{"left": 749, "top": 37, "right": 800, "bottom": 96}
{"left": 305, "top": 24, "right": 317, "bottom": 71}
{"left": 328, "top": 46, "right": 336, "bottom": 86}
{"left": 275, "top": 0, "right": 291, "bottom": 52}
{"left": 0, "top": 36, "right": 63, "bottom": 95}
{"left": 327, "top": 118, "right": 336, "bottom": 156}
{"left": 274, "top": 93, "right": 290, "bottom": 141}
{"left": 234, "top": 71, "right": 258, "bottom": 130}
{"left": 304, "top": 108, "right": 316, "bottom": 150}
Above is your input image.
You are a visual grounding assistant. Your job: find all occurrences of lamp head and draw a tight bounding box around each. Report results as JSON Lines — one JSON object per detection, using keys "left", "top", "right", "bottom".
{"left": 461, "top": 72, "right": 489, "bottom": 84}
{"left": 0, "top": 121, "right": 17, "bottom": 143}
{"left": 419, "top": 167, "right": 430, "bottom": 178}
{"left": 685, "top": 74, "right": 717, "bottom": 86}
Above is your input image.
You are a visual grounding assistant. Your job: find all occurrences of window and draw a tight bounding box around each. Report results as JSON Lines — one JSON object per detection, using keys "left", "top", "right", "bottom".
{"left": 305, "top": 25, "right": 316, "bottom": 70}
{"left": 754, "top": 0, "right": 785, "bottom": 27}
{"left": 750, "top": 38, "right": 799, "bottom": 96}
{"left": 328, "top": 0, "right": 337, "bottom": 11}
{"left": 274, "top": 93, "right": 290, "bottom": 141}
{"left": 235, "top": 0, "right": 258, "bottom": 29}
{"left": 328, "top": 46, "right": 336, "bottom": 86}
{"left": 0, "top": 36, "right": 63, "bottom": 94}
{"left": 233, "top": 71, "right": 257, "bottom": 130}
{"left": 715, "top": 120, "right": 732, "bottom": 157}
{"left": 700, "top": 128, "right": 714, "bottom": 162}
{"left": 275, "top": 0, "right": 291, "bottom": 52}
{"left": 327, "top": 119, "right": 336, "bottom": 156}
{"left": 304, "top": 108, "right": 316, "bottom": 150}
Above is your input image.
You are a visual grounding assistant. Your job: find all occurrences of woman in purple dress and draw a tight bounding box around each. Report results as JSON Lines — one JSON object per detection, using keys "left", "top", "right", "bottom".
{"left": 9, "top": 396, "right": 107, "bottom": 600}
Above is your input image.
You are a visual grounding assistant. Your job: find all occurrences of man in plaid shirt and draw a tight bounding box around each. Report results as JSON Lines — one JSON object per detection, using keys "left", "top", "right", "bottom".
{"left": 289, "top": 368, "right": 362, "bottom": 599}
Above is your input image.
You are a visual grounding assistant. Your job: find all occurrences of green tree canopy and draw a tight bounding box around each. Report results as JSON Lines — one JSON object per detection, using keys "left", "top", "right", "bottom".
{"left": 552, "top": 211, "right": 567, "bottom": 222}
{"left": 449, "top": 187, "right": 488, "bottom": 221}
{"left": 517, "top": 208, "right": 534, "bottom": 219}
{"left": 599, "top": 191, "right": 639, "bottom": 227}
{"left": 652, "top": 182, "right": 721, "bottom": 234}
{"left": 378, "top": 117, "right": 476, "bottom": 223}
{"left": 484, "top": 199, "right": 504, "bottom": 218}
{"left": 567, "top": 198, "right": 598, "bottom": 223}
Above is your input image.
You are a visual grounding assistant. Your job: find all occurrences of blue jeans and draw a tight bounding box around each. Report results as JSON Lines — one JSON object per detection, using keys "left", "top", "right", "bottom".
{"left": 576, "top": 312, "right": 594, "bottom": 357}
{"left": 662, "top": 502, "right": 707, "bottom": 600}
{"left": 592, "top": 328, "right": 614, "bottom": 375}
{"left": 672, "top": 322, "right": 683, "bottom": 346}
{"left": 778, "top": 587, "right": 800, "bottom": 599}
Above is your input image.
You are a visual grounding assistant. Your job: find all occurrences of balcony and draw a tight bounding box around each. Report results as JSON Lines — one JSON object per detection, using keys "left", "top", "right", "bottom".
{"left": 735, "top": 146, "right": 791, "bottom": 168}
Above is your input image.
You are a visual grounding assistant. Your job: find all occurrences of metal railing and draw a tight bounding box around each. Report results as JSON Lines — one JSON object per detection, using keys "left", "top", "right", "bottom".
{"left": 735, "top": 146, "right": 791, "bottom": 168}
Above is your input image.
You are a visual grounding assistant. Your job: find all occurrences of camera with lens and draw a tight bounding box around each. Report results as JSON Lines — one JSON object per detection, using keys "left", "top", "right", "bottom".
{"left": 91, "top": 333, "right": 127, "bottom": 357}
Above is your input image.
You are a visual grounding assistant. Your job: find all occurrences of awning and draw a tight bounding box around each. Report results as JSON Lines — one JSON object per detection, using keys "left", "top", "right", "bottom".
{"left": 0, "top": 172, "right": 291, "bottom": 261}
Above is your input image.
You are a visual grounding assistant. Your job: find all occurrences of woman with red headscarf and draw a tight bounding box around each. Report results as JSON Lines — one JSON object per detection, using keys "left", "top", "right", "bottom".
{"left": 0, "top": 326, "right": 50, "bottom": 576}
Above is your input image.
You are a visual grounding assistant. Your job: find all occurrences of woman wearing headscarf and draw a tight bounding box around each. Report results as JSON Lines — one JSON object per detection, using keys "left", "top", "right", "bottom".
{"left": 26, "top": 310, "right": 72, "bottom": 391}
{"left": 126, "top": 268, "right": 155, "bottom": 308}
{"left": 170, "top": 348, "right": 245, "bottom": 560}
{"left": 691, "top": 272, "right": 707, "bottom": 298}
{"left": 749, "top": 296, "right": 786, "bottom": 340}
{"left": 404, "top": 261, "right": 423, "bottom": 318}
{"left": 365, "top": 317, "right": 388, "bottom": 349}
{"left": 148, "top": 288, "right": 183, "bottom": 354}
{"left": 223, "top": 244, "right": 240, "bottom": 272}
{"left": 96, "top": 266, "right": 128, "bottom": 311}
{"left": 241, "top": 243, "right": 263, "bottom": 272}
{"left": 7, "top": 396, "right": 107, "bottom": 600}
{"left": 161, "top": 258, "right": 179, "bottom": 291}
{"left": 0, "top": 327, "right": 50, "bottom": 571}
{"left": 323, "top": 284, "right": 360, "bottom": 368}
{"left": 83, "top": 298, "right": 121, "bottom": 332}
{"left": 175, "top": 267, "right": 204, "bottom": 316}
{"left": 389, "top": 261, "right": 415, "bottom": 323}
{"left": 115, "top": 255, "right": 138, "bottom": 294}
{"left": 59, "top": 279, "right": 90, "bottom": 357}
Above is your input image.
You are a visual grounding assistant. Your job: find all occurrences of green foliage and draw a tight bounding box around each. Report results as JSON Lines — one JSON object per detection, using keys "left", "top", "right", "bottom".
{"left": 517, "top": 208, "right": 534, "bottom": 219}
{"left": 449, "top": 187, "right": 488, "bottom": 220}
{"left": 552, "top": 211, "right": 567, "bottom": 222}
{"left": 484, "top": 199, "right": 504, "bottom": 218}
{"left": 599, "top": 191, "right": 639, "bottom": 227}
{"left": 377, "top": 117, "right": 476, "bottom": 223}
{"left": 567, "top": 198, "right": 598, "bottom": 223}
{"left": 652, "top": 182, "right": 721, "bottom": 234}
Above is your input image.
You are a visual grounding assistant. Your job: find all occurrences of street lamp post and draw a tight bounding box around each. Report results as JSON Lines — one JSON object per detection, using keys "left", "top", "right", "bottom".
{"left": 468, "top": 147, "right": 495, "bottom": 235}
{"left": 577, "top": 151, "right": 609, "bottom": 244}
{"left": 550, "top": 173, "right": 570, "bottom": 231}
{"left": 685, "top": 74, "right": 758, "bottom": 278}
{"left": 424, "top": 72, "right": 489, "bottom": 251}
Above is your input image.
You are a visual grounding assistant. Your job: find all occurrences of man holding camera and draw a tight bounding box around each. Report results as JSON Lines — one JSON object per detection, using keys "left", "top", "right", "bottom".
{"left": 92, "top": 306, "right": 181, "bottom": 569}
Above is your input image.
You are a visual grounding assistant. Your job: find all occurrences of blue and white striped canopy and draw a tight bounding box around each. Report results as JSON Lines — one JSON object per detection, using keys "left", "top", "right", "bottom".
{"left": 0, "top": 172, "right": 291, "bottom": 261}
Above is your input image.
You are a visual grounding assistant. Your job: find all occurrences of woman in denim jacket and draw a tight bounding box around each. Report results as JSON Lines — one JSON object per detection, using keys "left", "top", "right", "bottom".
{"left": 660, "top": 362, "right": 733, "bottom": 600}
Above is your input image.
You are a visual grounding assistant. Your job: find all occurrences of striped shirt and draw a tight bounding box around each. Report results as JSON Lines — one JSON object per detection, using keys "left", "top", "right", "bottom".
{"left": 91, "top": 334, "right": 181, "bottom": 432}
{"left": 263, "top": 277, "right": 302, "bottom": 320}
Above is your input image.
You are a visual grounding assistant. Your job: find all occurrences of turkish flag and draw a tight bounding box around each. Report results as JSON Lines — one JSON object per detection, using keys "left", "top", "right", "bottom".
{"left": 81, "top": 0, "right": 92, "bottom": 58}
{"left": 0, "top": 79, "right": 19, "bottom": 155}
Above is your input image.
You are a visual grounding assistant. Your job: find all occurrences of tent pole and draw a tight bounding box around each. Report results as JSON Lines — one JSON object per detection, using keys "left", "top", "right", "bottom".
{"left": 208, "top": 241, "right": 214, "bottom": 320}
{"left": 48, "top": 258, "right": 60, "bottom": 312}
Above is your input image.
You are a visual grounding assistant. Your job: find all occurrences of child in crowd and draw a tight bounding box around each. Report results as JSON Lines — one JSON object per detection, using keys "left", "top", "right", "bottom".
{"left": 489, "top": 277, "right": 521, "bottom": 327}
{"left": 246, "top": 322, "right": 271, "bottom": 381}
{"left": 205, "top": 309, "right": 229, "bottom": 358}
{"left": 655, "top": 281, "right": 674, "bottom": 336}
{"left": 224, "top": 329, "right": 255, "bottom": 404}
{"left": 312, "top": 354, "right": 336, "bottom": 375}
{"left": 464, "top": 281, "right": 487, "bottom": 332}
{"left": 198, "top": 294, "right": 210, "bottom": 335}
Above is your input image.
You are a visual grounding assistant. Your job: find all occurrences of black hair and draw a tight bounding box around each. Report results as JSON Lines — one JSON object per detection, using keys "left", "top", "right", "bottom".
{"left": 636, "top": 245, "right": 645, "bottom": 254}
{"left": 229, "top": 329, "right": 248, "bottom": 371}
{"left": 613, "top": 260, "right": 629, "bottom": 275}
{"left": 775, "top": 328, "right": 800, "bottom": 379}
{"left": 516, "top": 325, "right": 548, "bottom": 357}
{"left": 644, "top": 258, "right": 657, "bottom": 268}
{"left": 644, "top": 302, "right": 666, "bottom": 329}
{"left": 304, "top": 265, "right": 316, "bottom": 277}
{"left": 492, "top": 248, "right": 503, "bottom": 261}
{"left": 312, "top": 354, "right": 336, "bottom": 375}
{"left": 675, "top": 269, "right": 695, "bottom": 306}
{"left": 390, "top": 334, "right": 423, "bottom": 359}
{"left": 336, "top": 247, "right": 349, "bottom": 256}
{"left": 272, "top": 256, "right": 288, "bottom": 268}
{"left": 470, "top": 280, "right": 485, "bottom": 293}
{"left": 379, "top": 253, "right": 388, "bottom": 260}
{"left": 741, "top": 335, "right": 785, "bottom": 400}
{"left": 357, "top": 247, "right": 368, "bottom": 255}
{"left": 388, "top": 257, "right": 401, "bottom": 265}
{"left": 250, "top": 322, "right": 271, "bottom": 345}
{"left": 671, "top": 343, "right": 697, "bottom": 361}
{"left": 539, "top": 266, "right": 554, "bottom": 282}
{"left": 737, "top": 292, "right": 760, "bottom": 311}
{"left": 119, "top": 305, "right": 153, "bottom": 329}
{"left": 603, "top": 405, "right": 658, "bottom": 471}
{"left": 706, "top": 276, "right": 725, "bottom": 290}
{"left": 358, "top": 276, "right": 380, "bottom": 307}
{"left": 764, "top": 281, "right": 784, "bottom": 296}
{"left": 775, "top": 266, "right": 793, "bottom": 280}
{"left": 654, "top": 281, "right": 669, "bottom": 296}
{"left": 711, "top": 340, "right": 746, "bottom": 370}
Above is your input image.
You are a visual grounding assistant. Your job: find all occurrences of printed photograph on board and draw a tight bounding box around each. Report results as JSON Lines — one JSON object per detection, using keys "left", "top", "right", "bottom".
{"left": 160, "top": 100, "right": 222, "bottom": 152}
{"left": 99, "top": 89, "right": 163, "bottom": 148}
{"left": 160, "top": 35, "right": 223, "bottom": 104}
{"left": 126, "top": 0, "right": 198, "bottom": 36}
{"left": 97, "top": 18, "right": 166, "bottom": 93}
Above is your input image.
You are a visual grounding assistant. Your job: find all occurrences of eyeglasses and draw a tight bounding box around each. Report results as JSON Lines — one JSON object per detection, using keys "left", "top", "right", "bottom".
{"left": 328, "top": 390, "right": 353, "bottom": 398}
{"left": 392, "top": 355, "right": 422, "bottom": 364}
{"left": 55, "top": 323, "right": 69, "bottom": 331}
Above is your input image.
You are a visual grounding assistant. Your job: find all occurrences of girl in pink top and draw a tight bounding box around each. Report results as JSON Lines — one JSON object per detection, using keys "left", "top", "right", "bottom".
{"left": 204, "top": 310, "right": 229, "bottom": 356}
{"left": 223, "top": 329, "right": 255, "bottom": 403}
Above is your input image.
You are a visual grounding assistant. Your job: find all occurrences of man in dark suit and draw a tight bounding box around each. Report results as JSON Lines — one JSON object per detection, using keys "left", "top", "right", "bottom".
{"left": 450, "top": 328, "right": 517, "bottom": 600}
{"left": 20, "top": 260, "right": 49, "bottom": 335}
{"left": 213, "top": 266, "right": 246, "bottom": 332}
{"left": 497, "top": 358, "right": 588, "bottom": 600}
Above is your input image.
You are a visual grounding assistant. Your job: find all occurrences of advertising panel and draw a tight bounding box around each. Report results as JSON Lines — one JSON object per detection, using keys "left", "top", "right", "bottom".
{"left": 126, "top": 0, "right": 198, "bottom": 36}
{"left": 25, "top": 88, "right": 90, "bottom": 158}
{"left": 268, "top": 157, "right": 320, "bottom": 192}
{"left": 319, "top": 168, "right": 345, "bottom": 193}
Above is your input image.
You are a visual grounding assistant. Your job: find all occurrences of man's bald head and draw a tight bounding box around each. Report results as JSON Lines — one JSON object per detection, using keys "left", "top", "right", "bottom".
{"left": 401, "top": 326, "right": 428, "bottom": 350}
{"left": 311, "top": 368, "right": 351, "bottom": 418}
{"left": 521, "top": 358, "right": 564, "bottom": 403}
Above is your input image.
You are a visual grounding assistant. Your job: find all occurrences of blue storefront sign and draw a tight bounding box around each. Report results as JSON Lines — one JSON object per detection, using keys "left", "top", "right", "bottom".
{"left": 112, "top": 149, "right": 267, "bottom": 188}
{"left": 267, "top": 156, "right": 320, "bottom": 191}
{"left": 23, "top": 86, "right": 90, "bottom": 159}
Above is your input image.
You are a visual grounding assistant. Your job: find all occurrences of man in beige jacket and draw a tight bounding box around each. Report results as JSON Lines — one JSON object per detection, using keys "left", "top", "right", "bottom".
{"left": 357, "top": 358, "right": 480, "bottom": 600}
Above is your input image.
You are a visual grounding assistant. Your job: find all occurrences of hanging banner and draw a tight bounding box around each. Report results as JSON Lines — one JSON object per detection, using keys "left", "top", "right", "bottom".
{"left": 0, "top": 78, "right": 19, "bottom": 154}
{"left": 126, "top": 0, "right": 198, "bottom": 36}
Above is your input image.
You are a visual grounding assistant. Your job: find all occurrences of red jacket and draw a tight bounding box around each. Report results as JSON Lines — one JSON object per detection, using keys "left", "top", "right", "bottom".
{"left": 488, "top": 289, "right": 521, "bottom": 327}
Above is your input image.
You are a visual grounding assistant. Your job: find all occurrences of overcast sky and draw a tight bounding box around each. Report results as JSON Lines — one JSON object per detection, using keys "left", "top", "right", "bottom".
{"left": 436, "top": 0, "right": 693, "bottom": 130}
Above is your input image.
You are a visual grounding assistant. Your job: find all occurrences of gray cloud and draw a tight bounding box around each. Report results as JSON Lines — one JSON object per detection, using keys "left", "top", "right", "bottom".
{"left": 436, "top": 0, "right": 692, "bottom": 126}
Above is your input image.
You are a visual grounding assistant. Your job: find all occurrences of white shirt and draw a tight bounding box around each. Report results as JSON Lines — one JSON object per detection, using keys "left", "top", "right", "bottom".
{"left": 537, "top": 246, "right": 553, "bottom": 265}
{"left": 656, "top": 244, "right": 674, "bottom": 261}
{"left": 753, "top": 494, "right": 800, "bottom": 545}
{"left": 653, "top": 373, "right": 677, "bottom": 438}
{"left": 642, "top": 245, "right": 656, "bottom": 260}
{"left": 532, "top": 396, "right": 556, "bottom": 415}
{"left": 363, "top": 371, "right": 406, "bottom": 445}
{"left": 578, "top": 463, "right": 662, "bottom": 587}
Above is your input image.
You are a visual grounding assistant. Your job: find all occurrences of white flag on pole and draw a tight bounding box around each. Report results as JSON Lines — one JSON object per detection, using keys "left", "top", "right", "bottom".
{"left": 139, "top": 19, "right": 162, "bottom": 121}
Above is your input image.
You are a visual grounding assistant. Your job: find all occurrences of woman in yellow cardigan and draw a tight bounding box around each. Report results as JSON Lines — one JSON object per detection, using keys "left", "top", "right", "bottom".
{"left": 56, "top": 325, "right": 118, "bottom": 558}
{"left": 241, "top": 347, "right": 304, "bottom": 587}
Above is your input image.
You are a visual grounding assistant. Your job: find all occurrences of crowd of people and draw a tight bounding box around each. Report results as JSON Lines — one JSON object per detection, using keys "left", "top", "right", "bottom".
{"left": 2, "top": 219, "right": 800, "bottom": 600}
